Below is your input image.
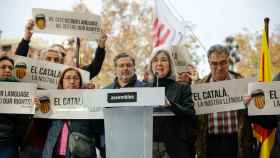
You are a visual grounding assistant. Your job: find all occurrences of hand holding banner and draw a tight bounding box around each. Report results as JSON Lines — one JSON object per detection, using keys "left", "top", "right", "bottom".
{"left": 248, "top": 81, "right": 280, "bottom": 115}
{"left": 0, "top": 82, "right": 37, "bottom": 114}
{"left": 12, "top": 55, "right": 89, "bottom": 89}
{"left": 192, "top": 78, "right": 255, "bottom": 115}
{"left": 32, "top": 8, "right": 101, "bottom": 41}
{"left": 35, "top": 87, "right": 165, "bottom": 119}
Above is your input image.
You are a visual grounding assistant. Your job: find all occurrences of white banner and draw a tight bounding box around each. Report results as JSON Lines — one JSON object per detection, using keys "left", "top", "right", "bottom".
{"left": 248, "top": 81, "right": 280, "bottom": 115}
{"left": 32, "top": 8, "right": 101, "bottom": 40}
{"left": 0, "top": 82, "right": 37, "bottom": 114}
{"left": 12, "top": 55, "right": 89, "bottom": 89}
{"left": 35, "top": 87, "right": 165, "bottom": 119}
{"left": 192, "top": 78, "right": 255, "bottom": 115}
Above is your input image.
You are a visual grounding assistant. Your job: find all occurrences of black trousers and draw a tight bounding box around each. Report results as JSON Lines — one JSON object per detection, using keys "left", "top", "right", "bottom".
{"left": 153, "top": 117, "right": 194, "bottom": 158}
{"left": 207, "top": 133, "right": 238, "bottom": 158}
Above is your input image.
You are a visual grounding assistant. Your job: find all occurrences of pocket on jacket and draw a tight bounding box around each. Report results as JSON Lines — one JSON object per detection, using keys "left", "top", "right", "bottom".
{"left": 68, "top": 132, "right": 96, "bottom": 158}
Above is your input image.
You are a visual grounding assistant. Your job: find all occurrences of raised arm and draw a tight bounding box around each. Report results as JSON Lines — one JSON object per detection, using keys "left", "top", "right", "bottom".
{"left": 83, "top": 32, "right": 107, "bottom": 79}
{"left": 15, "top": 20, "right": 34, "bottom": 56}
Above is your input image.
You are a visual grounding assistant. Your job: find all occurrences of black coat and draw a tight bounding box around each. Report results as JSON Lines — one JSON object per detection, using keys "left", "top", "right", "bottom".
{"left": 146, "top": 78, "right": 195, "bottom": 158}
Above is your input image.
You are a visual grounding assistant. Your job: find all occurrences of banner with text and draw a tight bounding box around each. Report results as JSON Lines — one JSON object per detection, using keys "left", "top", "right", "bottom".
{"left": 248, "top": 81, "right": 280, "bottom": 115}
{"left": 35, "top": 87, "right": 165, "bottom": 119}
{"left": 32, "top": 8, "right": 101, "bottom": 40}
{"left": 12, "top": 55, "right": 89, "bottom": 89}
{"left": 192, "top": 78, "right": 255, "bottom": 115}
{"left": 0, "top": 82, "right": 37, "bottom": 114}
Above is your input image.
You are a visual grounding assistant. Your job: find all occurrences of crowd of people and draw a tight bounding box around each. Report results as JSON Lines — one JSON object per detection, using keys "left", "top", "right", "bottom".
{"left": 0, "top": 19, "right": 280, "bottom": 158}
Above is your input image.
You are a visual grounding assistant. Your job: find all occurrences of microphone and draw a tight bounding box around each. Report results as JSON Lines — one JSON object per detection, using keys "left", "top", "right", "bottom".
{"left": 155, "top": 72, "right": 159, "bottom": 87}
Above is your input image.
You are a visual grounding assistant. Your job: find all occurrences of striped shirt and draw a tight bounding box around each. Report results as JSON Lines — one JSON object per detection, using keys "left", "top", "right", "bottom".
{"left": 207, "top": 73, "right": 239, "bottom": 135}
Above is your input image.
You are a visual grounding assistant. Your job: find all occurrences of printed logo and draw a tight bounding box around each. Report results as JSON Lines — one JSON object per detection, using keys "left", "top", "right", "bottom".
{"left": 15, "top": 62, "right": 27, "bottom": 79}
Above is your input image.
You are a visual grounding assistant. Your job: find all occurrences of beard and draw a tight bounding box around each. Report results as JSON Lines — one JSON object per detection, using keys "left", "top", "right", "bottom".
{"left": 118, "top": 71, "right": 134, "bottom": 82}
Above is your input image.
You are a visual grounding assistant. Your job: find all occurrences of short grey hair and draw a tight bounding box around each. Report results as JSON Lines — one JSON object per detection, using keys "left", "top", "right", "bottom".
{"left": 207, "top": 44, "right": 229, "bottom": 57}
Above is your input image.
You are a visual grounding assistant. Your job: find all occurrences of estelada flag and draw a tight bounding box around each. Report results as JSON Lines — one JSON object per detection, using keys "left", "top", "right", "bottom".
{"left": 152, "top": 0, "right": 186, "bottom": 47}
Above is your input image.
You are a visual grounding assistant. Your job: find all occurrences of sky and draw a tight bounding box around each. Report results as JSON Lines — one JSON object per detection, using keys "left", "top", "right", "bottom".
{"left": 0, "top": 0, "right": 103, "bottom": 44}
{"left": 169, "top": 0, "right": 280, "bottom": 48}
{"left": 0, "top": 0, "right": 279, "bottom": 74}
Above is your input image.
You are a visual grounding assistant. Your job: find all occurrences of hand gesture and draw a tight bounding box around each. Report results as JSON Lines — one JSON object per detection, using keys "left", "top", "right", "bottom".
{"left": 97, "top": 30, "right": 107, "bottom": 48}
{"left": 243, "top": 95, "right": 252, "bottom": 107}
{"left": 32, "top": 97, "right": 40, "bottom": 111}
{"left": 24, "top": 19, "right": 35, "bottom": 41}
{"left": 84, "top": 83, "right": 96, "bottom": 89}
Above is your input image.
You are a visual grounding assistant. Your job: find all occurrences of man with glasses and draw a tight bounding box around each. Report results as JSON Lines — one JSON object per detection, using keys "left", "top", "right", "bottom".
{"left": 195, "top": 44, "right": 254, "bottom": 158}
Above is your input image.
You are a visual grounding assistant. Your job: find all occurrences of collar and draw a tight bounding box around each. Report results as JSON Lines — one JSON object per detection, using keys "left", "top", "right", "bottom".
{"left": 210, "top": 72, "right": 235, "bottom": 82}
{"left": 114, "top": 74, "right": 138, "bottom": 88}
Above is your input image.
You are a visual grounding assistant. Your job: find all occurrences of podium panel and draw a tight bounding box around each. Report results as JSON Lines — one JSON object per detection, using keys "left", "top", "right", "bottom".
{"left": 104, "top": 107, "right": 153, "bottom": 158}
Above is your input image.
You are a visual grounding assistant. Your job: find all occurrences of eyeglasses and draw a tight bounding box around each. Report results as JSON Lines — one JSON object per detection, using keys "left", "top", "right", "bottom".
{"left": 209, "top": 60, "right": 228, "bottom": 67}
{"left": 0, "top": 65, "right": 14, "bottom": 71}
{"left": 117, "top": 63, "right": 134, "bottom": 68}
{"left": 63, "top": 76, "right": 80, "bottom": 81}
{"left": 46, "top": 57, "right": 60, "bottom": 63}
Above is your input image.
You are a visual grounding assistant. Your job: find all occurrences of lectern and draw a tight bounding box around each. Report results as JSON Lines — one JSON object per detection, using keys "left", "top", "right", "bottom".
{"left": 103, "top": 87, "right": 165, "bottom": 158}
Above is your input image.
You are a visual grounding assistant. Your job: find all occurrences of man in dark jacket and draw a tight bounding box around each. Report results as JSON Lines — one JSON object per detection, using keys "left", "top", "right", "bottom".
{"left": 106, "top": 52, "right": 143, "bottom": 89}
{"left": 101, "top": 53, "right": 143, "bottom": 157}
{"left": 195, "top": 44, "right": 254, "bottom": 158}
{"left": 0, "top": 56, "right": 30, "bottom": 158}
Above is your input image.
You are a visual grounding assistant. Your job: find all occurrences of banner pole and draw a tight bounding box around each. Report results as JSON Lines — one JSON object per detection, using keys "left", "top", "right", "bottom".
{"left": 76, "top": 37, "right": 80, "bottom": 68}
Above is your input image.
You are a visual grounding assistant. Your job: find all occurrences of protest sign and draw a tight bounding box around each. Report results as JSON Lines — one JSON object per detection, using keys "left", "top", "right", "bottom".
{"left": 12, "top": 55, "right": 89, "bottom": 89}
{"left": 32, "top": 8, "right": 101, "bottom": 40}
{"left": 192, "top": 78, "right": 255, "bottom": 115}
{"left": 0, "top": 82, "right": 37, "bottom": 114}
{"left": 248, "top": 81, "right": 280, "bottom": 115}
{"left": 35, "top": 87, "right": 165, "bottom": 119}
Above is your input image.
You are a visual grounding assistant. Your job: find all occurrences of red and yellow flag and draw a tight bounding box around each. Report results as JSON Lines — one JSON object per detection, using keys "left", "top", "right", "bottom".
{"left": 253, "top": 23, "right": 276, "bottom": 158}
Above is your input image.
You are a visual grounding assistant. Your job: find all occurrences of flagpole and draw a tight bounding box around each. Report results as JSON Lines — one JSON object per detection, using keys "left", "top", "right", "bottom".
{"left": 76, "top": 37, "right": 80, "bottom": 68}
{"left": 264, "top": 17, "right": 269, "bottom": 46}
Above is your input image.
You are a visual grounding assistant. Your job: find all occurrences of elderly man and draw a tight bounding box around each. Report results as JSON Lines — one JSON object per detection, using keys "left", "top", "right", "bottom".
{"left": 195, "top": 44, "right": 254, "bottom": 158}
